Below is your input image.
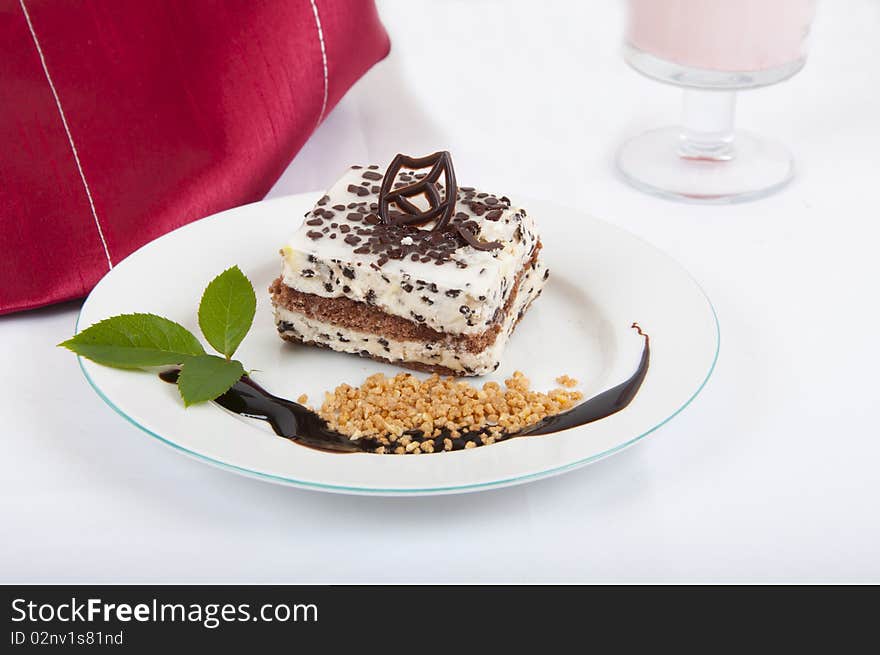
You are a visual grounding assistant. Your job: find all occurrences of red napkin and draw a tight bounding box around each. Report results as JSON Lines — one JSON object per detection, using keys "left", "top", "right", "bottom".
{"left": 0, "top": 0, "right": 390, "bottom": 314}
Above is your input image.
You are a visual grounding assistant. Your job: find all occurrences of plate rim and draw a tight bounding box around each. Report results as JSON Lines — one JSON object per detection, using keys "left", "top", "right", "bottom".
{"left": 74, "top": 193, "right": 721, "bottom": 496}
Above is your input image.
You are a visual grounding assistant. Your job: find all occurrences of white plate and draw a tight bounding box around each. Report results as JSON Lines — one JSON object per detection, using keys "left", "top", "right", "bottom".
{"left": 76, "top": 193, "right": 719, "bottom": 496}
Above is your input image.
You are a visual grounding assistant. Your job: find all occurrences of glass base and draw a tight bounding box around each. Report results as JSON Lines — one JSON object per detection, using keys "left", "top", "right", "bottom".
{"left": 623, "top": 44, "right": 807, "bottom": 91}
{"left": 616, "top": 127, "right": 794, "bottom": 204}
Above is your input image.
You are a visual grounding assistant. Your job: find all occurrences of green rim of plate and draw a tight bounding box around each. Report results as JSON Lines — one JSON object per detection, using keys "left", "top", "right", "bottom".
{"left": 75, "top": 289, "right": 719, "bottom": 495}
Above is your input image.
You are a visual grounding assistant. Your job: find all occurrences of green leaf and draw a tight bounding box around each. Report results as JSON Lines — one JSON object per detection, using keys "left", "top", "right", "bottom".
{"left": 198, "top": 266, "right": 256, "bottom": 359}
{"left": 176, "top": 355, "right": 245, "bottom": 406}
{"left": 59, "top": 313, "right": 205, "bottom": 369}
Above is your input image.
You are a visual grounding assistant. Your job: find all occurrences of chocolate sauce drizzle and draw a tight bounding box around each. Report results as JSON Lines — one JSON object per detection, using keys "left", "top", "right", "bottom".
{"left": 377, "top": 151, "right": 502, "bottom": 251}
{"left": 159, "top": 325, "right": 650, "bottom": 454}
{"left": 159, "top": 369, "right": 362, "bottom": 453}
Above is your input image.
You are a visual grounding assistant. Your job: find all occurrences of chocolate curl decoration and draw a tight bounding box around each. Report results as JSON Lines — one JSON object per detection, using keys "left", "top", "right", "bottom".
{"left": 457, "top": 226, "right": 502, "bottom": 251}
{"left": 378, "top": 151, "right": 457, "bottom": 230}
{"left": 378, "top": 151, "right": 503, "bottom": 251}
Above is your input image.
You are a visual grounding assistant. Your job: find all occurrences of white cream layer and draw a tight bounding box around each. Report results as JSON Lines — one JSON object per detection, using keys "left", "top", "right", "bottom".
{"left": 280, "top": 166, "right": 542, "bottom": 336}
{"left": 274, "top": 258, "right": 546, "bottom": 376}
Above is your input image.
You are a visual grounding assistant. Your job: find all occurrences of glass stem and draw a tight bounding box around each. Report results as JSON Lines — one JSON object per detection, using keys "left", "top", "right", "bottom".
{"left": 678, "top": 89, "right": 736, "bottom": 161}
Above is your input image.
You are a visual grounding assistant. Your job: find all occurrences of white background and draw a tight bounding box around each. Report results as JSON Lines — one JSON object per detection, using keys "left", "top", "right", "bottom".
{"left": 2, "top": 1, "right": 878, "bottom": 582}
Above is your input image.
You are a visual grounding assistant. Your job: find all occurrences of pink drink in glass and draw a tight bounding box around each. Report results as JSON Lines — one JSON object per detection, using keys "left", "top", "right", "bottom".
{"left": 627, "top": 0, "right": 815, "bottom": 74}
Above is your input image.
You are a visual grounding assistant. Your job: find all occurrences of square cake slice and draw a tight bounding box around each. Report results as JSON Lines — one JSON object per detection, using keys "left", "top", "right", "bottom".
{"left": 269, "top": 160, "right": 547, "bottom": 376}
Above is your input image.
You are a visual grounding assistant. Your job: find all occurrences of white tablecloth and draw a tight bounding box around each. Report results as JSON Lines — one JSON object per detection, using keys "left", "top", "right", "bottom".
{"left": 3, "top": 1, "right": 878, "bottom": 583}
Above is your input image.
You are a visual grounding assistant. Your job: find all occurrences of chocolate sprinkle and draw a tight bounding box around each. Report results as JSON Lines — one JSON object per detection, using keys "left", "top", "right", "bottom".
{"left": 457, "top": 226, "right": 502, "bottom": 251}
{"left": 296, "top": 154, "right": 526, "bottom": 270}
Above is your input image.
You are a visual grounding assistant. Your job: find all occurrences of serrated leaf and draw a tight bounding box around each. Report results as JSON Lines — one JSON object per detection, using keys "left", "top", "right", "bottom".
{"left": 59, "top": 313, "right": 205, "bottom": 369}
{"left": 198, "top": 266, "right": 256, "bottom": 359}
{"left": 176, "top": 355, "right": 245, "bottom": 406}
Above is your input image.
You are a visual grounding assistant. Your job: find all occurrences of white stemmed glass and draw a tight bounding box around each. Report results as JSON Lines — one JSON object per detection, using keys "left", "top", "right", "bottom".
{"left": 617, "top": 0, "right": 816, "bottom": 203}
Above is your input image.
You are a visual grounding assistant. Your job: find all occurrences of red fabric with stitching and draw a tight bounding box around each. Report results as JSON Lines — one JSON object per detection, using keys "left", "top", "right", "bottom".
{"left": 0, "top": 0, "right": 389, "bottom": 314}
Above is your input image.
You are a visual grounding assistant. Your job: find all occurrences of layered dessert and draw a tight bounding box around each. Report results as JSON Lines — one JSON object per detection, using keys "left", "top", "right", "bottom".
{"left": 269, "top": 151, "right": 546, "bottom": 376}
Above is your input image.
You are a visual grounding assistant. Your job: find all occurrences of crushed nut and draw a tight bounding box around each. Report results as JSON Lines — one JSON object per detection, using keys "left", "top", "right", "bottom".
{"left": 555, "top": 375, "right": 578, "bottom": 388}
{"left": 316, "top": 371, "right": 583, "bottom": 454}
